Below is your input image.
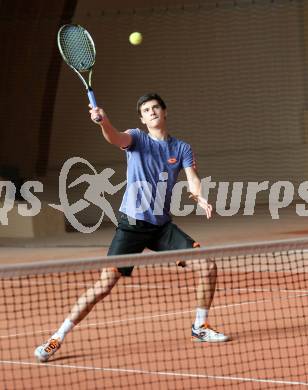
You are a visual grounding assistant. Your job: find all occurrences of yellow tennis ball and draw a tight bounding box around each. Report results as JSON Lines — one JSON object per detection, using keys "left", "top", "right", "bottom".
{"left": 129, "top": 32, "right": 143, "bottom": 45}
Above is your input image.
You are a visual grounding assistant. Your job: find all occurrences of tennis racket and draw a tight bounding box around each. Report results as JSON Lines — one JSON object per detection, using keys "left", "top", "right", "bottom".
{"left": 57, "top": 24, "right": 101, "bottom": 122}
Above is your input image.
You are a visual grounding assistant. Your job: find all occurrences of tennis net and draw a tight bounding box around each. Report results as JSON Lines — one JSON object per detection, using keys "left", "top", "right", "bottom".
{"left": 0, "top": 239, "right": 308, "bottom": 389}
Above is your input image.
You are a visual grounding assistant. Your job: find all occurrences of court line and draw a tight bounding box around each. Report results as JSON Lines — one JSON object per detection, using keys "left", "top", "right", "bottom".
{"left": 124, "top": 284, "right": 308, "bottom": 294}
{"left": 0, "top": 360, "right": 307, "bottom": 387}
{"left": 3, "top": 279, "right": 308, "bottom": 295}
{"left": 83, "top": 291, "right": 308, "bottom": 328}
{"left": 1, "top": 292, "right": 307, "bottom": 339}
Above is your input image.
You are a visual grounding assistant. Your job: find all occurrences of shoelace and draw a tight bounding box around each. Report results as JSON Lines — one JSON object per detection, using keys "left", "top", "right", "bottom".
{"left": 48, "top": 339, "right": 60, "bottom": 348}
{"left": 201, "top": 323, "right": 219, "bottom": 334}
{"left": 44, "top": 338, "right": 60, "bottom": 352}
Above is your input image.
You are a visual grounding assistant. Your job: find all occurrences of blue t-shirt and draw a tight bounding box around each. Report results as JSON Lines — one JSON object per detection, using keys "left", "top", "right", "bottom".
{"left": 119, "top": 128, "right": 195, "bottom": 225}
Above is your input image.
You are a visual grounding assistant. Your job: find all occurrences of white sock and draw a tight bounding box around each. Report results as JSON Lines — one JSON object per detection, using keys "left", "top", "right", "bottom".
{"left": 194, "top": 308, "right": 208, "bottom": 329}
{"left": 52, "top": 319, "right": 75, "bottom": 342}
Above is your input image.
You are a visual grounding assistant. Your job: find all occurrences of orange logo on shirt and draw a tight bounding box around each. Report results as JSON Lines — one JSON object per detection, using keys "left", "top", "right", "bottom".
{"left": 168, "top": 157, "right": 177, "bottom": 164}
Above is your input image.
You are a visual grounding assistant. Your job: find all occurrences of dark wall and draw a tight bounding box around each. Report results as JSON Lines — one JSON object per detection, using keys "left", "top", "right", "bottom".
{"left": 0, "top": 0, "right": 77, "bottom": 179}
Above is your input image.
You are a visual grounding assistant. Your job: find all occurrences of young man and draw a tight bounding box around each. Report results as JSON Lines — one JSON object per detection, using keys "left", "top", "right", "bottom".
{"left": 35, "top": 93, "right": 229, "bottom": 362}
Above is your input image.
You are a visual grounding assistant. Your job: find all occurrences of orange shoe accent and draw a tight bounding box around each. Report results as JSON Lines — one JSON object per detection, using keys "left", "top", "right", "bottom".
{"left": 44, "top": 338, "right": 61, "bottom": 353}
{"left": 168, "top": 157, "right": 177, "bottom": 164}
{"left": 202, "top": 323, "right": 218, "bottom": 332}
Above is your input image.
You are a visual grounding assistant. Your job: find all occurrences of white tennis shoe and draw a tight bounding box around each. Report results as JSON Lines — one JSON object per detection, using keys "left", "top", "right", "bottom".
{"left": 34, "top": 338, "right": 62, "bottom": 362}
{"left": 191, "top": 323, "right": 230, "bottom": 342}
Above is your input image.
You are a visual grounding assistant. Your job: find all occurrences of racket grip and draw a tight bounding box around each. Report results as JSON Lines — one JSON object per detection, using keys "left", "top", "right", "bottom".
{"left": 87, "top": 88, "right": 102, "bottom": 123}
{"left": 87, "top": 88, "right": 97, "bottom": 107}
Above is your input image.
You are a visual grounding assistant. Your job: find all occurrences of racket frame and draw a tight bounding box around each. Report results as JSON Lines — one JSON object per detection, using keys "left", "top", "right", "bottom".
{"left": 57, "top": 24, "right": 98, "bottom": 108}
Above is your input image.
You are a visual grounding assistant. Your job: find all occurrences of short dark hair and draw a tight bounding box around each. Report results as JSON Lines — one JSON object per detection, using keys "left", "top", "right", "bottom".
{"left": 136, "top": 93, "right": 167, "bottom": 116}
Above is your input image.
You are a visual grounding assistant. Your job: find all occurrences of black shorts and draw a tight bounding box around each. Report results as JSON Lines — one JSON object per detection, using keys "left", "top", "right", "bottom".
{"left": 107, "top": 213, "right": 200, "bottom": 276}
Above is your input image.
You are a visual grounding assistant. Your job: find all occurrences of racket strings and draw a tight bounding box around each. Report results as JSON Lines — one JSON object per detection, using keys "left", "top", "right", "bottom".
{"left": 59, "top": 25, "right": 95, "bottom": 71}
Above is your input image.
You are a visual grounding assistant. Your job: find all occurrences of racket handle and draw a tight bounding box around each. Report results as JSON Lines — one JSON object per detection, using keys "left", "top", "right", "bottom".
{"left": 87, "top": 88, "right": 102, "bottom": 123}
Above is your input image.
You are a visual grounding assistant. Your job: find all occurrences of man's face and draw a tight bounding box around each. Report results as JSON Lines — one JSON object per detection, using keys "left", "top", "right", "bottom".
{"left": 140, "top": 99, "right": 166, "bottom": 129}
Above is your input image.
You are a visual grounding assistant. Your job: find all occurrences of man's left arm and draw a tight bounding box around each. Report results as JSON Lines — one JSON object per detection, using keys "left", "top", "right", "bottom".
{"left": 184, "top": 166, "right": 212, "bottom": 220}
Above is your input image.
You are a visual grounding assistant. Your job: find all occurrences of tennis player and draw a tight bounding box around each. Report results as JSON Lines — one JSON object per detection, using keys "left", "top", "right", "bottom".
{"left": 35, "top": 93, "right": 229, "bottom": 362}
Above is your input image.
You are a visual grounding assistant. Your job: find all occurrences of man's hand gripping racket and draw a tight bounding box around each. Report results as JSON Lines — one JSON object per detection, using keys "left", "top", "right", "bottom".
{"left": 57, "top": 24, "right": 102, "bottom": 122}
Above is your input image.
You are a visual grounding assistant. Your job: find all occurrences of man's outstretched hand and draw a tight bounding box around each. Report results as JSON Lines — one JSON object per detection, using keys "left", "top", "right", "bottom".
{"left": 189, "top": 193, "right": 212, "bottom": 219}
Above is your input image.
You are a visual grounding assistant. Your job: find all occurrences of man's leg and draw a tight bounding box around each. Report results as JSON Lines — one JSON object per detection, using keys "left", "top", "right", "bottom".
{"left": 67, "top": 268, "right": 121, "bottom": 325}
{"left": 187, "top": 257, "right": 229, "bottom": 342}
{"left": 34, "top": 215, "right": 149, "bottom": 362}
{"left": 152, "top": 222, "right": 229, "bottom": 342}
{"left": 34, "top": 268, "right": 121, "bottom": 362}
{"left": 194, "top": 259, "right": 217, "bottom": 326}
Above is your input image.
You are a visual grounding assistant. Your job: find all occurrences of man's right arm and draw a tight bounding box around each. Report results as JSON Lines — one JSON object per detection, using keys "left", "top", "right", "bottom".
{"left": 89, "top": 106, "right": 132, "bottom": 149}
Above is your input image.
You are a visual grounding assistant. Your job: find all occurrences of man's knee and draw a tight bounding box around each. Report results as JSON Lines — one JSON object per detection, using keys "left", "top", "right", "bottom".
{"left": 199, "top": 259, "right": 217, "bottom": 277}
{"left": 208, "top": 260, "right": 217, "bottom": 271}
{"left": 100, "top": 267, "right": 121, "bottom": 285}
{"left": 91, "top": 268, "right": 121, "bottom": 302}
